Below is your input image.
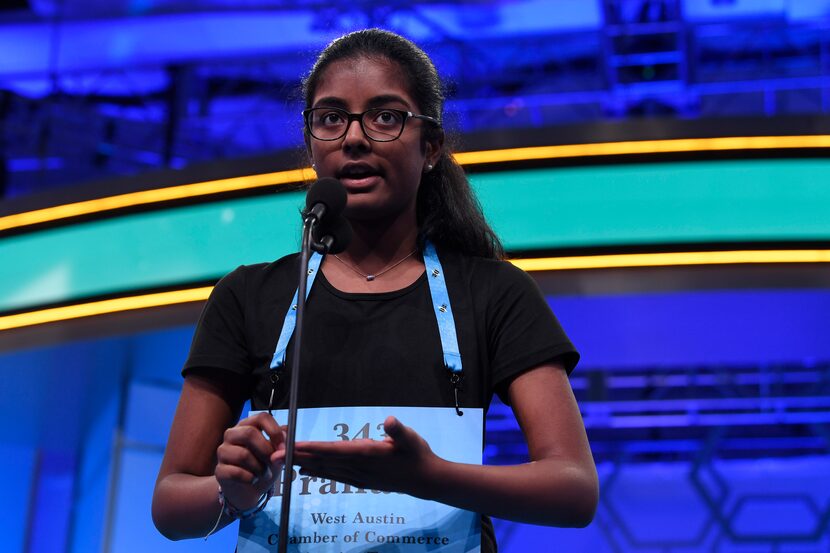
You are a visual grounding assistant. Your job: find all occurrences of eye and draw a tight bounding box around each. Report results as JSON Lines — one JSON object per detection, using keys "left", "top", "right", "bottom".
{"left": 316, "top": 110, "right": 346, "bottom": 127}
{"left": 370, "top": 109, "right": 403, "bottom": 127}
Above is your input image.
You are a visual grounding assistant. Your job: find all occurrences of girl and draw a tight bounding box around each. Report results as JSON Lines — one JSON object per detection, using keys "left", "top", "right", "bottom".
{"left": 153, "top": 28, "right": 598, "bottom": 552}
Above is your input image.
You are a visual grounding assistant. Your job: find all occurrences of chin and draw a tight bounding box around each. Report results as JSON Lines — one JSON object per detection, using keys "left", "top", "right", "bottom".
{"left": 344, "top": 198, "right": 412, "bottom": 224}
{"left": 343, "top": 204, "right": 385, "bottom": 222}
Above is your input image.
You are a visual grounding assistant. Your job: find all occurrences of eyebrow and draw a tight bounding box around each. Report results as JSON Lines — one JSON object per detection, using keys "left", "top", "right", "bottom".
{"left": 312, "top": 94, "right": 412, "bottom": 110}
{"left": 367, "top": 94, "right": 412, "bottom": 109}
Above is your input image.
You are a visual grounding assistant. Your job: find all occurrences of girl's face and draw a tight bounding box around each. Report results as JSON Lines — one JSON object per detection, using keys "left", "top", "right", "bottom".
{"left": 307, "top": 56, "right": 442, "bottom": 222}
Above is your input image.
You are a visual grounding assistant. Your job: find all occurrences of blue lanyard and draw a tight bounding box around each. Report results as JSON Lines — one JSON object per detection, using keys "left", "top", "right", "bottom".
{"left": 422, "top": 242, "right": 462, "bottom": 374}
{"left": 269, "top": 251, "right": 324, "bottom": 370}
{"left": 269, "top": 241, "right": 463, "bottom": 375}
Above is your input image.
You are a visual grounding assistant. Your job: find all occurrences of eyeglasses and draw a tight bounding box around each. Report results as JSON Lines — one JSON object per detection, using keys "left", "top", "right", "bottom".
{"left": 303, "top": 107, "right": 440, "bottom": 142}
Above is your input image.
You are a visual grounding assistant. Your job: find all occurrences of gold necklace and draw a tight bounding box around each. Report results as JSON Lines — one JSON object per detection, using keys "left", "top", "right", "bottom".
{"left": 333, "top": 249, "right": 418, "bottom": 281}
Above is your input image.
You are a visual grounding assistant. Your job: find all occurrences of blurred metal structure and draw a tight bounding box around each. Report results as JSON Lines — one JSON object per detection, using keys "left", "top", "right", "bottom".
{"left": 0, "top": 0, "right": 830, "bottom": 195}
{"left": 488, "top": 362, "right": 830, "bottom": 465}
{"left": 486, "top": 360, "right": 830, "bottom": 550}
{"left": 0, "top": 0, "right": 829, "bottom": 195}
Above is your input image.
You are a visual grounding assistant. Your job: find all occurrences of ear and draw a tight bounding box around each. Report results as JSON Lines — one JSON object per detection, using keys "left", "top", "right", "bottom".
{"left": 424, "top": 128, "right": 444, "bottom": 169}
{"left": 304, "top": 134, "right": 315, "bottom": 169}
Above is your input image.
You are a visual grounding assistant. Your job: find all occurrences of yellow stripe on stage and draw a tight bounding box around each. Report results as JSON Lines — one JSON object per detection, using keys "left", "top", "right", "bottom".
{"left": 0, "top": 287, "right": 213, "bottom": 331}
{"left": 2, "top": 250, "right": 829, "bottom": 331}
{"left": 454, "top": 135, "right": 830, "bottom": 166}
{"left": 3, "top": 135, "right": 830, "bottom": 233}
{"left": 509, "top": 250, "right": 830, "bottom": 271}
{"left": 0, "top": 168, "right": 316, "bottom": 232}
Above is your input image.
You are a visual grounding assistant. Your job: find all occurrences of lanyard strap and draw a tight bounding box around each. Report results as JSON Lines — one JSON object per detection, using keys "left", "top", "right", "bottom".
{"left": 269, "top": 251, "right": 323, "bottom": 369}
{"left": 269, "top": 242, "right": 463, "bottom": 375}
{"left": 423, "top": 242, "right": 462, "bottom": 374}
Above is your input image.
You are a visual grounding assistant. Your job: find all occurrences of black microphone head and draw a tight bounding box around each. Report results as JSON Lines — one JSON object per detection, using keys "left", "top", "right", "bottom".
{"left": 305, "top": 177, "right": 347, "bottom": 220}
{"left": 312, "top": 214, "right": 352, "bottom": 254}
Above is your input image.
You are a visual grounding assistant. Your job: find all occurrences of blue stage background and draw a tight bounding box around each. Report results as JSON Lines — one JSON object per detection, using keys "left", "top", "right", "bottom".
{"left": 2, "top": 289, "right": 828, "bottom": 552}
{"left": 2, "top": 1, "right": 830, "bottom": 551}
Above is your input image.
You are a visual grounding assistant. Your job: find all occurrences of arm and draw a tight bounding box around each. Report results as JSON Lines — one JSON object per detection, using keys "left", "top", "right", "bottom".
{"left": 295, "top": 362, "right": 598, "bottom": 527}
{"left": 151, "top": 371, "right": 285, "bottom": 540}
{"left": 425, "top": 362, "right": 598, "bottom": 526}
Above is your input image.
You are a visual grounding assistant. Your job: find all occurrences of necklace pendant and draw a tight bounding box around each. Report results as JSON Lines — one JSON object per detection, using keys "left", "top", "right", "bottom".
{"left": 366, "top": 275, "right": 376, "bottom": 282}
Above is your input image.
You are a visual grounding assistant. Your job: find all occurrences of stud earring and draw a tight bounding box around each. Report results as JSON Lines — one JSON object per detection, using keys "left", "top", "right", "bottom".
{"left": 424, "top": 164, "right": 433, "bottom": 173}
{"left": 311, "top": 163, "right": 317, "bottom": 171}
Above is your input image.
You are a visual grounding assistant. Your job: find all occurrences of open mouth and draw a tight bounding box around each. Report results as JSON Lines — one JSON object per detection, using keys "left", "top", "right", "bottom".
{"left": 338, "top": 164, "right": 382, "bottom": 188}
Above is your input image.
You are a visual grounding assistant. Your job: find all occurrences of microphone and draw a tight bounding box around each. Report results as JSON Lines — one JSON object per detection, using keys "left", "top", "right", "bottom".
{"left": 277, "top": 177, "right": 350, "bottom": 553}
{"left": 304, "top": 177, "right": 346, "bottom": 225}
{"left": 312, "top": 214, "right": 352, "bottom": 254}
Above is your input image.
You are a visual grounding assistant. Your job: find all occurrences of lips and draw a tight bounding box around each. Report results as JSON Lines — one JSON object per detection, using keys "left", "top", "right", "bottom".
{"left": 337, "top": 163, "right": 382, "bottom": 189}
{"left": 338, "top": 163, "right": 380, "bottom": 179}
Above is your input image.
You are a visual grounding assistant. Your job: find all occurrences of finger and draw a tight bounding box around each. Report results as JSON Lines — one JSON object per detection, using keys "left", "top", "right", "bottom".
{"left": 240, "top": 412, "right": 286, "bottom": 448}
{"left": 295, "top": 439, "right": 386, "bottom": 455}
{"left": 295, "top": 439, "right": 392, "bottom": 456}
{"left": 383, "top": 417, "right": 420, "bottom": 451}
{"left": 384, "top": 416, "right": 414, "bottom": 441}
{"left": 383, "top": 416, "right": 403, "bottom": 438}
{"left": 216, "top": 443, "right": 266, "bottom": 478}
{"left": 224, "top": 425, "right": 275, "bottom": 467}
{"left": 228, "top": 412, "right": 286, "bottom": 466}
{"left": 215, "top": 462, "right": 259, "bottom": 487}
{"left": 269, "top": 448, "right": 286, "bottom": 475}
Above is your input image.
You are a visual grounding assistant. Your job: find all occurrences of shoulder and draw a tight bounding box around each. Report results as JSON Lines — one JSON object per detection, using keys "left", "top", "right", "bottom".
{"left": 442, "top": 251, "right": 541, "bottom": 296}
{"left": 205, "top": 254, "right": 302, "bottom": 315}
{"left": 441, "top": 250, "right": 554, "bottom": 330}
{"left": 442, "top": 251, "right": 579, "bottom": 384}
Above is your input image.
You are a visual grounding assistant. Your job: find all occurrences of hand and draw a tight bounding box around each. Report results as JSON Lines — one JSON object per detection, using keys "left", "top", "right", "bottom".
{"left": 215, "top": 412, "right": 285, "bottom": 510}
{"left": 294, "top": 416, "right": 440, "bottom": 498}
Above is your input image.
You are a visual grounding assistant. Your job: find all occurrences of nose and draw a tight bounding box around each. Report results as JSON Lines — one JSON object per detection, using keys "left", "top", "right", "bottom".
{"left": 342, "top": 118, "right": 370, "bottom": 153}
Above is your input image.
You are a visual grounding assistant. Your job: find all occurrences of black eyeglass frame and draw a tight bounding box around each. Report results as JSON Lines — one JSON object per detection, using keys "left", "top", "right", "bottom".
{"left": 302, "top": 107, "right": 441, "bottom": 142}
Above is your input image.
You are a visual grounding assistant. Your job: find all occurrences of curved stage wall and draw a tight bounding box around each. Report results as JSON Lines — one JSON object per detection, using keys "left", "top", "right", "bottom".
{"left": 3, "top": 155, "right": 830, "bottom": 324}
{"left": 1, "top": 134, "right": 829, "bottom": 552}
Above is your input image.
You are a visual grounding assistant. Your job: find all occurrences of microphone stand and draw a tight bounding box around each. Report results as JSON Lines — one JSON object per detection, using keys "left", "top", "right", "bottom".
{"left": 277, "top": 215, "right": 328, "bottom": 553}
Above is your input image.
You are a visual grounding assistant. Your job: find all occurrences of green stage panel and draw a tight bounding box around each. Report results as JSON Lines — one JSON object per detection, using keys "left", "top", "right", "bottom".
{"left": 474, "top": 159, "right": 830, "bottom": 250}
{"left": 1, "top": 193, "right": 306, "bottom": 312}
{"left": 2, "top": 159, "right": 830, "bottom": 312}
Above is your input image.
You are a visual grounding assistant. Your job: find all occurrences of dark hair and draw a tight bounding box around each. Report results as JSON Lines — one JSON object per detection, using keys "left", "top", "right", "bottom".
{"left": 303, "top": 28, "right": 504, "bottom": 260}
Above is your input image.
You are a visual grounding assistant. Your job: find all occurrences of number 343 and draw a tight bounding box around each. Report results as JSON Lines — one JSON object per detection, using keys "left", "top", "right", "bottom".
{"left": 333, "top": 422, "right": 388, "bottom": 441}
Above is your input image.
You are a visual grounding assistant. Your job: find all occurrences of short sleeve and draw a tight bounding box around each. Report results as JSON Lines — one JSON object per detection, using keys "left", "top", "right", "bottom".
{"left": 182, "top": 266, "right": 251, "bottom": 377}
{"left": 485, "top": 262, "right": 579, "bottom": 401}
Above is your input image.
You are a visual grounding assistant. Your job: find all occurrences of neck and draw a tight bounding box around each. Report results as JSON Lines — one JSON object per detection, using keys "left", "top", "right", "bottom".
{"left": 340, "top": 211, "right": 419, "bottom": 268}
{"left": 321, "top": 209, "right": 424, "bottom": 292}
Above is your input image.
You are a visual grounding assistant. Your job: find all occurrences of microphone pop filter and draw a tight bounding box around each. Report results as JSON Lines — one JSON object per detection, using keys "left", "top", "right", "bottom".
{"left": 312, "top": 215, "right": 352, "bottom": 254}
{"left": 305, "top": 177, "right": 347, "bottom": 220}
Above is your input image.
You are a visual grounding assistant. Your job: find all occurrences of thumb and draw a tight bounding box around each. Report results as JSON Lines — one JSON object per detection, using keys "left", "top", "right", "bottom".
{"left": 383, "top": 416, "right": 411, "bottom": 442}
{"left": 270, "top": 439, "right": 286, "bottom": 473}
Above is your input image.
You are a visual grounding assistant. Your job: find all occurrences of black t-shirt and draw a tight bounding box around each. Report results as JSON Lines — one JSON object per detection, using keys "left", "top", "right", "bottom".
{"left": 183, "top": 249, "right": 579, "bottom": 552}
